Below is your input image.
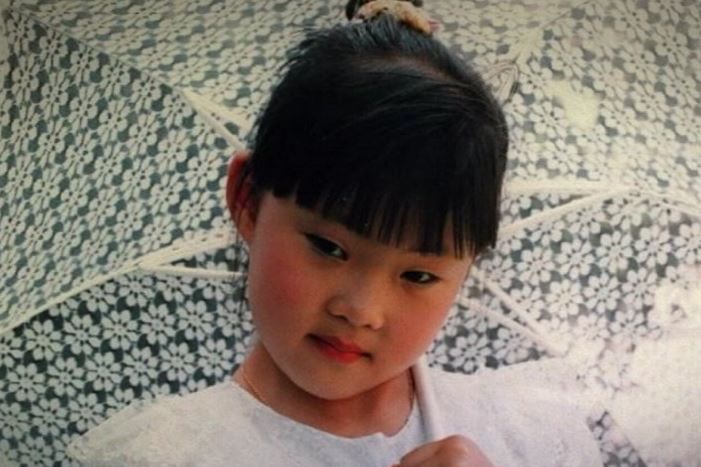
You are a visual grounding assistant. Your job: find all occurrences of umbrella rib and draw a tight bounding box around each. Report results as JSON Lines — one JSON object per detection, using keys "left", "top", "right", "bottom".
{"left": 506, "top": 180, "right": 626, "bottom": 196}
{"left": 468, "top": 267, "right": 568, "bottom": 357}
{"left": 183, "top": 88, "right": 254, "bottom": 133}
{"left": 181, "top": 88, "right": 251, "bottom": 148}
{"left": 2, "top": 229, "right": 239, "bottom": 335}
{"left": 501, "top": 187, "right": 699, "bottom": 238}
{"left": 455, "top": 295, "right": 565, "bottom": 358}
{"left": 139, "top": 265, "right": 244, "bottom": 280}
{"left": 508, "top": 180, "right": 700, "bottom": 216}
{"left": 0, "top": 262, "right": 140, "bottom": 337}
{"left": 137, "top": 227, "right": 238, "bottom": 267}
{"left": 481, "top": 61, "right": 519, "bottom": 104}
{"left": 500, "top": 188, "right": 631, "bottom": 237}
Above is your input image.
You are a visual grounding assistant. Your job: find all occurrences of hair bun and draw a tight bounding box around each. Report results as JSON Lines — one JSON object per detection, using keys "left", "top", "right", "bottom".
{"left": 348, "top": 0, "right": 435, "bottom": 36}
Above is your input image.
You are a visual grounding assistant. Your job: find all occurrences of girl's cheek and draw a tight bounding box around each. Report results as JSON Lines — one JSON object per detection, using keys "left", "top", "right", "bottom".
{"left": 253, "top": 245, "right": 316, "bottom": 312}
{"left": 396, "top": 292, "right": 455, "bottom": 338}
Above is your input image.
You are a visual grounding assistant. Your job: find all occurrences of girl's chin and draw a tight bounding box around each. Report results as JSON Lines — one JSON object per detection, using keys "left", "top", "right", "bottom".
{"left": 289, "top": 376, "right": 371, "bottom": 401}
{"left": 287, "top": 368, "right": 407, "bottom": 403}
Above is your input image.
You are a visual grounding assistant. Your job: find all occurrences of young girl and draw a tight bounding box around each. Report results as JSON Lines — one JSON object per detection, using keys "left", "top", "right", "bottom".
{"left": 68, "top": 12, "right": 602, "bottom": 467}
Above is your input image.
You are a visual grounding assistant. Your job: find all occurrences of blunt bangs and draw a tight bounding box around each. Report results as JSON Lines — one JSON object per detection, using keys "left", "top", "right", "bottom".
{"left": 246, "top": 16, "right": 508, "bottom": 258}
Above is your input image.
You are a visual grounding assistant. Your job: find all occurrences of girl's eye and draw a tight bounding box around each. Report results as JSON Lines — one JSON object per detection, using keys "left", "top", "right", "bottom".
{"left": 304, "top": 234, "right": 348, "bottom": 260}
{"left": 401, "top": 270, "right": 439, "bottom": 285}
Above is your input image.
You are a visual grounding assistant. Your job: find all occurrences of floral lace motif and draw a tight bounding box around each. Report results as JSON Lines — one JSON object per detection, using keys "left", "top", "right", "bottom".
{"left": 1, "top": 0, "right": 698, "bottom": 465}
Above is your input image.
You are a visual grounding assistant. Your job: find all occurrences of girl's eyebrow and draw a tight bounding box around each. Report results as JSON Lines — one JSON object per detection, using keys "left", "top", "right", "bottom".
{"left": 416, "top": 250, "right": 446, "bottom": 257}
{"left": 405, "top": 247, "right": 454, "bottom": 259}
{"left": 294, "top": 203, "right": 463, "bottom": 260}
{"left": 295, "top": 206, "right": 341, "bottom": 228}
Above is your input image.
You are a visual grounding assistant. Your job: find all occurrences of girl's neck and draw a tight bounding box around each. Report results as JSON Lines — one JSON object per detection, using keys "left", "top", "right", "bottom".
{"left": 233, "top": 344, "right": 414, "bottom": 438}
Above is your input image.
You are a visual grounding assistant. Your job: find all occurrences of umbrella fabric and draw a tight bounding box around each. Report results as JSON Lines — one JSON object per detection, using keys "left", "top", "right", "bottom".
{"left": 434, "top": 0, "right": 701, "bottom": 464}
{"left": 1, "top": 0, "right": 699, "bottom": 465}
{"left": 7, "top": 0, "right": 341, "bottom": 130}
{"left": 451, "top": 2, "right": 701, "bottom": 465}
{"left": 0, "top": 5, "right": 243, "bottom": 463}
{"left": 0, "top": 0, "right": 8, "bottom": 79}
{"left": 0, "top": 3, "right": 235, "bottom": 334}
{"left": 0, "top": 249, "right": 253, "bottom": 466}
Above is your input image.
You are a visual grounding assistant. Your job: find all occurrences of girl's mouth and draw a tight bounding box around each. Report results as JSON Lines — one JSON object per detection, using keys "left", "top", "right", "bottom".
{"left": 309, "top": 335, "right": 368, "bottom": 364}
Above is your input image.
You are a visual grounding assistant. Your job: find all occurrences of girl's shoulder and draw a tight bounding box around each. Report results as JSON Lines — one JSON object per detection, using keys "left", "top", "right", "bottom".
{"left": 66, "top": 381, "right": 258, "bottom": 466}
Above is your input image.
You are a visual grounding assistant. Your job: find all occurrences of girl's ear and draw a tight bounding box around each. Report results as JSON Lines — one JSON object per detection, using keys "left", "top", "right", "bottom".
{"left": 226, "top": 150, "right": 258, "bottom": 244}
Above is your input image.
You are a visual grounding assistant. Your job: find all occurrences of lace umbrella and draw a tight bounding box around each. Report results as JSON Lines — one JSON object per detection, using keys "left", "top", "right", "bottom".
{"left": 1, "top": 0, "right": 699, "bottom": 465}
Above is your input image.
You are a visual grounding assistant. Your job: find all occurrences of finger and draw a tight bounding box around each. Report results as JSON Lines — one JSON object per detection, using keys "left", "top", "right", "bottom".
{"left": 396, "top": 435, "right": 485, "bottom": 467}
{"left": 395, "top": 439, "right": 442, "bottom": 466}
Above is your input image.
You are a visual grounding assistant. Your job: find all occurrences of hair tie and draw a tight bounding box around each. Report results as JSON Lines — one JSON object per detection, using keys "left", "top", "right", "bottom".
{"left": 346, "top": 0, "right": 436, "bottom": 36}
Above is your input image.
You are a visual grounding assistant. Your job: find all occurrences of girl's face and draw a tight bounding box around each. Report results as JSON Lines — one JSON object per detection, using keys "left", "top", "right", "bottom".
{"left": 236, "top": 190, "right": 473, "bottom": 401}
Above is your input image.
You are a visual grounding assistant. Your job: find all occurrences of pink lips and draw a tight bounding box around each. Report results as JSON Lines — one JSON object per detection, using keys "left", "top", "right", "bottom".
{"left": 311, "top": 335, "right": 367, "bottom": 364}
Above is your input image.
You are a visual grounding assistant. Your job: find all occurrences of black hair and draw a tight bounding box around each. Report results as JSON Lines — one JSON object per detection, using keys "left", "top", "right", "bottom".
{"left": 239, "top": 15, "right": 508, "bottom": 258}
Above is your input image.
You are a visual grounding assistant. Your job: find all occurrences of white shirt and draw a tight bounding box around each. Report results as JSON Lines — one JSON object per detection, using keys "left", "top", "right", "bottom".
{"left": 67, "top": 362, "right": 602, "bottom": 466}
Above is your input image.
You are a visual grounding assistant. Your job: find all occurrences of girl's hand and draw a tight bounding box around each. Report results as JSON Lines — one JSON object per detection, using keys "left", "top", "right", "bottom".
{"left": 392, "top": 435, "right": 495, "bottom": 467}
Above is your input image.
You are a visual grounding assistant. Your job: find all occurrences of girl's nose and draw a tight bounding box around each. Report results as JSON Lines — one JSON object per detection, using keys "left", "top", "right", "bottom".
{"left": 326, "top": 280, "right": 386, "bottom": 330}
